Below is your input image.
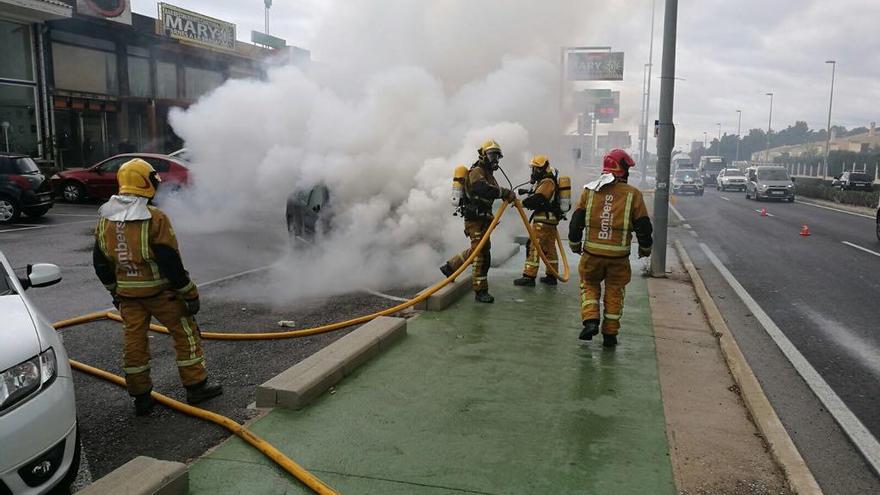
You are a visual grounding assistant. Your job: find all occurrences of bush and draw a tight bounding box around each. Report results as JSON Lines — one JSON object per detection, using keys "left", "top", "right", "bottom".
{"left": 794, "top": 181, "right": 879, "bottom": 208}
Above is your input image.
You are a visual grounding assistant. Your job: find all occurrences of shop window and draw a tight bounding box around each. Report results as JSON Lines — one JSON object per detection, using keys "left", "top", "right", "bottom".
{"left": 0, "top": 20, "right": 34, "bottom": 82}
{"left": 128, "top": 56, "right": 152, "bottom": 97}
{"left": 156, "top": 61, "right": 178, "bottom": 99}
{"left": 0, "top": 84, "right": 39, "bottom": 156}
{"left": 52, "top": 43, "right": 118, "bottom": 95}
{"left": 184, "top": 67, "right": 224, "bottom": 99}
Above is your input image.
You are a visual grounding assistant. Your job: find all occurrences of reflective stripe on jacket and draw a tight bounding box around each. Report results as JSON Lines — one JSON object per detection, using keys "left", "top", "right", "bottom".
{"left": 576, "top": 182, "right": 648, "bottom": 258}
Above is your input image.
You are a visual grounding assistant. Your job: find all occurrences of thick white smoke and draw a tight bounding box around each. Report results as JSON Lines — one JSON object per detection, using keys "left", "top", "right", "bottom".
{"left": 164, "top": 0, "right": 621, "bottom": 303}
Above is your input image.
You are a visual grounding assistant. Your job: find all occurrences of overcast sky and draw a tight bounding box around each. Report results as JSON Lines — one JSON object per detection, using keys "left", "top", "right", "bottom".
{"left": 132, "top": 0, "right": 879, "bottom": 152}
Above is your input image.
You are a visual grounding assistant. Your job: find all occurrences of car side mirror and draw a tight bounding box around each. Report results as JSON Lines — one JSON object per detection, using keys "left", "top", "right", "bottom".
{"left": 19, "top": 263, "right": 62, "bottom": 290}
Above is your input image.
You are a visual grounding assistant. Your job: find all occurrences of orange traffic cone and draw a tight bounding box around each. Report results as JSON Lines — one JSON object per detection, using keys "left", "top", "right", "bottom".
{"left": 760, "top": 208, "right": 767, "bottom": 217}
{"left": 800, "top": 224, "right": 811, "bottom": 236}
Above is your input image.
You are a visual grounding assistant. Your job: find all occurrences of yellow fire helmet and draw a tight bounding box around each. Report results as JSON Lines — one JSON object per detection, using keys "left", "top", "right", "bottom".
{"left": 479, "top": 139, "right": 503, "bottom": 158}
{"left": 529, "top": 155, "right": 549, "bottom": 168}
{"left": 117, "top": 158, "right": 161, "bottom": 199}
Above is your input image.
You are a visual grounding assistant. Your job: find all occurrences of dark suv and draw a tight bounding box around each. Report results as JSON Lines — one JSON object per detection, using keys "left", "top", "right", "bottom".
{"left": 0, "top": 153, "right": 53, "bottom": 223}
{"left": 833, "top": 171, "right": 874, "bottom": 191}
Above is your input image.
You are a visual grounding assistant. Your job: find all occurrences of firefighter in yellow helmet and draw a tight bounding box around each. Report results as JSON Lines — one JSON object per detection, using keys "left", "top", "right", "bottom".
{"left": 568, "top": 149, "right": 653, "bottom": 347}
{"left": 440, "top": 139, "right": 516, "bottom": 303}
{"left": 514, "top": 155, "right": 561, "bottom": 287}
{"left": 92, "top": 159, "right": 222, "bottom": 415}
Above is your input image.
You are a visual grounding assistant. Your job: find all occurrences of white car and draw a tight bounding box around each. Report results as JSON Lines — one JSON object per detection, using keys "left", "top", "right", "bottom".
{"left": 0, "top": 251, "right": 80, "bottom": 494}
{"left": 717, "top": 168, "right": 747, "bottom": 192}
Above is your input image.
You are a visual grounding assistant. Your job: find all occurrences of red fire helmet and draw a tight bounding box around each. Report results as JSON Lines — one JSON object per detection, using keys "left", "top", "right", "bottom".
{"left": 602, "top": 149, "right": 636, "bottom": 178}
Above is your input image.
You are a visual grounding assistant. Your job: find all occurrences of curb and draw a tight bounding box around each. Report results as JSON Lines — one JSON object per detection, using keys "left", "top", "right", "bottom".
{"left": 75, "top": 456, "right": 187, "bottom": 495}
{"left": 256, "top": 316, "right": 407, "bottom": 410}
{"left": 674, "top": 240, "right": 823, "bottom": 495}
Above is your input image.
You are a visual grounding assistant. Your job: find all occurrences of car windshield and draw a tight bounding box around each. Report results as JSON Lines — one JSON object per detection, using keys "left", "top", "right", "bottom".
{"left": 757, "top": 169, "right": 790, "bottom": 181}
{"left": 0, "top": 156, "right": 39, "bottom": 174}
{"left": 850, "top": 173, "right": 871, "bottom": 181}
{"left": 674, "top": 171, "right": 696, "bottom": 180}
{"left": 723, "top": 169, "right": 744, "bottom": 177}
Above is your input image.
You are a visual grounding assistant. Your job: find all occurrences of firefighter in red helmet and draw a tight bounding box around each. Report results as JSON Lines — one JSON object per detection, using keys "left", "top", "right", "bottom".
{"left": 567, "top": 149, "right": 653, "bottom": 347}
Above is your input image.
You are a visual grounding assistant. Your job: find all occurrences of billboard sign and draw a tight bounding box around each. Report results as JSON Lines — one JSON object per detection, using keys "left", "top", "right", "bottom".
{"left": 567, "top": 51, "right": 624, "bottom": 81}
{"left": 251, "top": 31, "right": 286, "bottom": 49}
{"left": 596, "top": 91, "right": 620, "bottom": 123}
{"left": 76, "top": 0, "right": 132, "bottom": 25}
{"left": 158, "top": 3, "right": 236, "bottom": 52}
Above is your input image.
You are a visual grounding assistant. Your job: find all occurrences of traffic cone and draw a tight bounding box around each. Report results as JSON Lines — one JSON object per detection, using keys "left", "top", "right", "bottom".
{"left": 800, "top": 224, "right": 811, "bottom": 236}
{"left": 760, "top": 208, "right": 767, "bottom": 217}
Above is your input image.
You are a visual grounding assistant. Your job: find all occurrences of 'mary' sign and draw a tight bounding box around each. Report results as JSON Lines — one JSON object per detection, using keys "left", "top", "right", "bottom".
{"left": 159, "top": 3, "right": 236, "bottom": 51}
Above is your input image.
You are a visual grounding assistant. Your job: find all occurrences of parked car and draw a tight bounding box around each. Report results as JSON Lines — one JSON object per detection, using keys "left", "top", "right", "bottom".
{"left": 286, "top": 184, "right": 332, "bottom": 246}
{"left": 832, "top": 171, "right": 874, "bottom": 191}
{"left": 716, "top": 168, "right": 747, "bottom": 192}
{"left": 0, "top": 250, "right": 80, "bottom": 494}
{"left": 0, "top": 153, "right": 54, "bottom": 224}
{"left": 672, "top": 169, "right": 704, "bottom": 196}
{"left": 50, "top": 153, "right": 189, "bottom": 202}
{"left": 745, "top": 165, "right": 795, "bottom": 202}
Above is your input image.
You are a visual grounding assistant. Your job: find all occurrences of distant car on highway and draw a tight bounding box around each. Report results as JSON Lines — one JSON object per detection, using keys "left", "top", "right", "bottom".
{"left": 716, "top": 168, "right": 747, "bottom": 192}
{"left": 745, "top": 165, "right": 795, "bottom": 202}
{"left": 0, "top": 250, "right": 80, "bottom": 494}
{"left": 672, "top": 169, "right": 703, "bottom": 196}
{"left": 50, "top": 153, "right": 189, "bottom": 202}
{"left": 832, "top": 171, "right": 874, "bottom": 191}
{"left": 0, "top": 153, "right": 54, "bottom": 223}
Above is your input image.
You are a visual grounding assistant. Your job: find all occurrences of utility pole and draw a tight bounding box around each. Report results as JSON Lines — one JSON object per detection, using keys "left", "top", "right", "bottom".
{"left": 765, "top": 92, "right": 774, "bottom": 163}
{"left": 638, "top": 64, "right": 649, "bottom": 162}
{"left": 640, "top": 0, "right": 657, "bottom": 187}
{"left": 735, "top": 110, "right": 742, "bottom": 161}
{"left": 650, "top": 0, "right": 679, "bottom": 278}
{"left": 264, "top": 0, "right": 272, "bottom": 34}
{"left": 824, "top": 60, "right": 836, "bottom": 179}
{"left": 716, "top": 122, "right": 721, "bottom": 155}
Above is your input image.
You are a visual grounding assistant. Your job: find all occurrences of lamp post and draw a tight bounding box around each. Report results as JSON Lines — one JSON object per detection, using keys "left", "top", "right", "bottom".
{"left": 824, "top": 60, "right": 836, "bottom": 179}
{"left": 639, "top": 0, "right": 657, "bottom": 186}
{"left": 264, "top": 0, "right": 272, "bottom": 34}
{"left": 703, "top": 131, "right": 707, "bottom": 149}
{"left": 765, "top": 92, "right": 774, "bottom": 163}
{"left": 716, "top": 122, "right": 721, "bottom": 156}
{"left": 1, "top": 122, "right": 9, "bottom": 152}
{"left": 735, "top": 110, "right": 742, "bottom": 162}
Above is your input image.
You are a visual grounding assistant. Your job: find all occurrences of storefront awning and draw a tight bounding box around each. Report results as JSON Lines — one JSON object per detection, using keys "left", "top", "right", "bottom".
{"left": 0, "top": 0, "right": 73, "bottom": 22}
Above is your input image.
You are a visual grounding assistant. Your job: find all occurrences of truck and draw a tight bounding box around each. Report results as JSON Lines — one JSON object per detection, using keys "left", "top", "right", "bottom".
{"left": 698, "top": 156, "right": 727, "bottom": 187}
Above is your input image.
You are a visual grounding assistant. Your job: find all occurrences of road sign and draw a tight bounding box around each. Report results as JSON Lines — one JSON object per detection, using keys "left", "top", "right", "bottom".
{"left": 567, "top": 51, "right": 625, "bottom": 81}
{"left": 251, "top": 30, "right": 286, "bottom": 49}
{"left": 158, "top": 3, "right": 236, "bottom": 52}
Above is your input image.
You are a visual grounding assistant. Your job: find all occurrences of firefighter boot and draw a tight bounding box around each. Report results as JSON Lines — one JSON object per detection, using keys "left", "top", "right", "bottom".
{"left": 133, "top": 391, "right": 155, "bottom": 416}
{"left": 439, "top": 263, "right": 455, "bottom": 278}
{"left": 186, "top": 379, "right": 223, "bottom": 404}
{"left": 603, "top": 334, "right": 618, "bottom": 348}
{"left": 474, "top": 290, "right": 495, "bottom": 304}
{"left": 513, "top": 276, "right": 536, "bottom": 287}
{"left": 539, "top": 275, "right": 557, "bottom": 286}
{"left": 579, "top": 320, "right": 600, "bottom": 341}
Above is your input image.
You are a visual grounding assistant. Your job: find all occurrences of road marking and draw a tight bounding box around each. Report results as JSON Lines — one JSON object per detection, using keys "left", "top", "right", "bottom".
{"left": 682, "top": 223, "right": 691, "bottom": 229}
{"left": 700, "top": 242, "right": 880, "bottom": 473}
{"left": 796, "top": 199, "right": 876, "bottom": 219}
{"left": 842, "top": 241, "right": 880, "bottom": 258}
{"left": 198, "top": 265, "right": 273, "bottom": 288}
{"left": 0, "top": 219, "right": 95, "bottom": 233}
{"left": 720, "top": 196, "right": 730, "bottom": 201}
{"left": 754, "top": 209, "right": 775, "bottom": 217}
{"left": 362, "top": 289, "right": 410, "bottom": 302}
{"left": 689, "top": 230, "right": 698, "bottom": 238}
{"left": 49, "top": 213, "right": 96, "bottom": 217}
{"left": 670, "top": 203, "right": 685, "bottom": 222}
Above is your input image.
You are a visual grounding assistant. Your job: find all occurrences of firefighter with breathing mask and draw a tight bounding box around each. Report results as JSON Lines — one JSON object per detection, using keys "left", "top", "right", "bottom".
{"left": 92, "top": 159, "right": 222, "bottom": 415}
{"left": 440, "top": 139, "right": 516, "bottom": 303}
{"left": 514, "top": 155, "right": 563, "bottom": 287}
{"left": 568, "top": 149, "right": 653, "bottom": 347}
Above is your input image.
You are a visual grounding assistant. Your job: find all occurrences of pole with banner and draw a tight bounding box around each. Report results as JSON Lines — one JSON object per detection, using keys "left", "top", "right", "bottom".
{"left": 650, "top": 0, "right": 679, "bottom": 278}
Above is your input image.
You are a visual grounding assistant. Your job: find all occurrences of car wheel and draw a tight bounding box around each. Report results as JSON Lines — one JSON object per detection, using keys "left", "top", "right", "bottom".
{"left": 0, "top": 195, "right": 21, "bottom": 223}
{"left": 787, "top": 196, "right": 795, "bottom": 203}
{"left": 24, "top": 206, "right": 51, "bottom": 218}
{"left": 62, "top": 181, "right": 86, "bottom": 203}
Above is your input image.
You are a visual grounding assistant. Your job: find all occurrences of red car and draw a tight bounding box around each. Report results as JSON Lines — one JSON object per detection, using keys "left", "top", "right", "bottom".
{"left": 50, "top": 153, "right": 190, "bottom": 202}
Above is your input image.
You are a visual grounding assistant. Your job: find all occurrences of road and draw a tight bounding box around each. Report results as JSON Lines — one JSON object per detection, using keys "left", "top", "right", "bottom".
{"left": 671, "top": 186, "right": 880, "bottom": 494}
{"left": 1, "top": 201, "right": 425, "bottom": 482}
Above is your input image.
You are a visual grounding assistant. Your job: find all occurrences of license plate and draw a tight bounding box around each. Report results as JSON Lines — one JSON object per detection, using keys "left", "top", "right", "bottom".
{"left": 771, "top": 191, "right": 783, "bottom": 195}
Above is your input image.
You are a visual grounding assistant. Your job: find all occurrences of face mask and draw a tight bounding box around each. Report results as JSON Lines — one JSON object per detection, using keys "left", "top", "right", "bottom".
{"left": 485, "top": 151, "right": 501, "bottom": 168}
{"left": 530, "top": 167, "right": 545, "bottom": 184}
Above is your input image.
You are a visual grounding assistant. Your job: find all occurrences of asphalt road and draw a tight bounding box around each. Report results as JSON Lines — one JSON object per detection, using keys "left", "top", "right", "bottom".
{"left": 1, "top": 201, "right": 427, "bottom": 483}
{"left": 671, "top": 186, "right": 880, "bottom": 494}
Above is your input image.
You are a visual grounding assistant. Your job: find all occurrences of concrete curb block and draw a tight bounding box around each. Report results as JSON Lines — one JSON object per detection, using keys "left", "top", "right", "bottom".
{"left": 76, "top": 456, "right": 187, "bottom": 495}
{"left": 416, "top": 243, "right": 520, "bottom": 311}
{"left": 674, "top": 240, "right": 823, "bottom": 495}
{"left": 256, "top": 316, "right": 407, "bottom": 410}
{"left": 491, "top": 243, "right": 520, "bottom": 268}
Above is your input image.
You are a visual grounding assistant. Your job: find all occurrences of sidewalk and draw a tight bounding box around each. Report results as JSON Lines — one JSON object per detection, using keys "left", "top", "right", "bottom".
{"left": 184, "top": 249, "right": 795, "bottom": 495}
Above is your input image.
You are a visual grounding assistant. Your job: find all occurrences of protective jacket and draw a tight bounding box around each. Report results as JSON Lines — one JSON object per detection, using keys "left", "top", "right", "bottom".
{"left": 93, "top": 200, "right": 198, "bottom": 300}
{"left": 568, "top": 181, "right": 652, "bottom": 258}
{"left": 522, "top": 176, "right": 560, "bottom": 225}
{"left": 463, "top": 160, "right": 503, "bottom": 219}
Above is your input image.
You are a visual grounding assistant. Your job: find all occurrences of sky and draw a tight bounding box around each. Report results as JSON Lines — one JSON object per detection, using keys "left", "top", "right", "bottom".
{"left": 131, "top": 0, "right": 880, "bottom": 153}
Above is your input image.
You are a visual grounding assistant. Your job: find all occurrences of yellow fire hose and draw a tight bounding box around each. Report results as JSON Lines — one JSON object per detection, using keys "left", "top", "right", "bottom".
{"left": 511, "top": 201, "right": 571, "bottom": 283}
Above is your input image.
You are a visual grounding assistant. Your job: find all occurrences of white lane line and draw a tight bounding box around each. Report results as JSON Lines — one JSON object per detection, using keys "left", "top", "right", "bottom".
{"left": 361, "top": 289, "right": 410, "bottom": 302}
{"left": 670, "top": 203, "right": 685, "bottom": 222}
{"left": 720, "top": 196, "right": 731, "bottom": 201}
{"left": 198, "top": 265, "right": 272, "bottom": 288}
{"left": 49, "top": 213, "right": 96, "bottom": 217}
{"left": 700, "top": 242, "right": 880, "bottom": 473}
{"left": 689, "top": 230, "right": 699, "bottom": 238}
{"left": 0, "top": 219, "right": 95, "bottom": 234}
{"left": 842, "top": 241, "right": 880, "bottom": 258}
{"left": 754, "top": 209, "right": 775, "bottom": 217}
{"left": 682, "top": 223, "right": 692, "bottom": 229}
{"left": 796, "top": 200, "right": 876, "bottom": 220}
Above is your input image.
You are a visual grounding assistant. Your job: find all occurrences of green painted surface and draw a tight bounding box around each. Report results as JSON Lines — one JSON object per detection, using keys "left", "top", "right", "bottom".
{"left": 188, "top": 256, "right": 674, "bottom": 495}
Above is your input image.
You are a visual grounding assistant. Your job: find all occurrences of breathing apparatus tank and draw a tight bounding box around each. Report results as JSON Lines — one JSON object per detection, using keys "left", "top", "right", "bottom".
{"left": 558, "top": 175, "right": 572, "bottom": 213}
{"left": 451, "top": 165, "right": 468, "bottom": 207}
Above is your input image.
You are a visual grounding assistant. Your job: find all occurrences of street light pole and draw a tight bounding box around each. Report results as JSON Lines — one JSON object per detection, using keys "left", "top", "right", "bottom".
{"left": 735, "top": 110, "right": 742, "bottom": 162}
{"left": 638, "top": 63, "right": 649, "bottom": 162}
{"left": 824, "top": 60, "right": 836, "bottom": 179}
{"left": 765, "top": 92, "right": 774, "bottom": 163}
{"left": 716, "top": 122, "right": 721, "bottom": 155}
{"left": 650, "top": 0, "right": 679, "bottom": 278}
{"left": 703, "top": 131, "right": 707, "bottom": 149}
{"left": 640, "top": 0, "right": 657, "bottom": 182}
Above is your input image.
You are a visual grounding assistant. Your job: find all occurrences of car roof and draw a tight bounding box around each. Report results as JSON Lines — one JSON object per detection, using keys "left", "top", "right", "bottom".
{"left": 0, "top": 152, "right": 30, "bottom": 159}
{"left": 103, "top": 153, "right": 188, "bottom": 168}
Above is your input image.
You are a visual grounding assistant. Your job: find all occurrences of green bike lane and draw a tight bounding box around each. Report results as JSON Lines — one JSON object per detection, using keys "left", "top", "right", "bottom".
{"left": 188, "top": 255, "right": 675, "bottom": 494}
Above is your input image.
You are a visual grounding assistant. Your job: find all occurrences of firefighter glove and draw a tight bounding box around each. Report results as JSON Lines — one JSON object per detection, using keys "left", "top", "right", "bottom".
{"left": 184, "top": 297, "right": 201, "bottom": 316}
{"left": 517, "top": 188, "right": 531, "bottom": 196}
{"left": 638, "top": 246, "right": 652, "bottom": 258}
{"left": 501, "top": 188, "right": 516, "bottom": 202}
{"left": 569, "top": 242, "right": 583, "bottom": 255}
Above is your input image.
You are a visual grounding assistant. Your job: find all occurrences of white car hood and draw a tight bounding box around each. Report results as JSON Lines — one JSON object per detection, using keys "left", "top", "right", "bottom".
{"left": 0, "top": 295, "right": 40, "bottom": 370}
